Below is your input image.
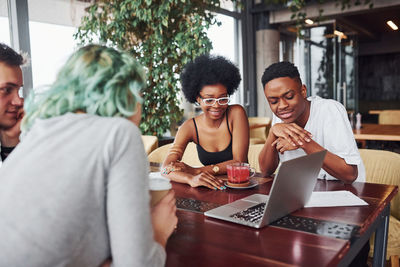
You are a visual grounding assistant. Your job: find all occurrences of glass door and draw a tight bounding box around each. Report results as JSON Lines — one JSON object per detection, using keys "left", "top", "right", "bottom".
{"left": 299, "top": 22, "right": 358, "bottom": 112}
{"left": 336, "top": 36, "right": 358, "bottom": 112}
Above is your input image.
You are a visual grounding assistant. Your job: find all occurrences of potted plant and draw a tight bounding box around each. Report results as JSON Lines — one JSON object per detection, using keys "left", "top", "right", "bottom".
{"left": 75, "top": 0, "right": 223, "bottom": 137}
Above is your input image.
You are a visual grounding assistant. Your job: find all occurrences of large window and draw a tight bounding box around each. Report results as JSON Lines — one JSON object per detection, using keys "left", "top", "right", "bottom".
{"left": 26, "top": 0, "right": 89, "bottom": 88}
{"left": 207, "top": 11, "right": 242, "bottom": 105}
{"left": 0, "top": 0, "right": 10, "bottom": 45}
{"left": 29, "top": 21, "right": 77, "bottom": 88}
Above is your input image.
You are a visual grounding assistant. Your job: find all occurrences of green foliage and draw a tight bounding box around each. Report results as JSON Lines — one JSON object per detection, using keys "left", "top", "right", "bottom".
{"left": 75, "top": 0, "right": 222, "bottom": 136}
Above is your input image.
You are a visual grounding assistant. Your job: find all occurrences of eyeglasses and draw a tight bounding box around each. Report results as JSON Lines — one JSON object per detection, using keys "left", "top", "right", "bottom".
{"left": 200, "top": 96, "right": 230, "bottom": 106}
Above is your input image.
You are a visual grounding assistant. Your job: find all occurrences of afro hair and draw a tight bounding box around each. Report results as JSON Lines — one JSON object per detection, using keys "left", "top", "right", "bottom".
{"left": 180, "top": 54, "right": 241, "bottom": 103}
{"left": 261, "top": 61, "right": 302, "bottom": 88}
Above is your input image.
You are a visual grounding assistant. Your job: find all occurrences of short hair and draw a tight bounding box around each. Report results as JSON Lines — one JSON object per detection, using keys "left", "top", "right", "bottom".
{"left": 180, "top": 54, "right": 241, "bottom": 103}
{"left": 261, "top": 61, "right": 302, "bottom": 88}
{"left": 22, "top": 44, "right": 145, "bottom": 132}
{"left": 0, "top": 43, "right": 26, "bottom": 66}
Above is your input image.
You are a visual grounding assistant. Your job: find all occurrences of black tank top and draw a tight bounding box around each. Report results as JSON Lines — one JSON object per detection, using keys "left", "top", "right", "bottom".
{"left": 193, "top": 110, "right": 233, "bottom": 166}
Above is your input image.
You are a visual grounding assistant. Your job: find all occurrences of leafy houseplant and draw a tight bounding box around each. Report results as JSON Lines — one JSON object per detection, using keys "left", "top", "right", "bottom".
{"left": 75, "top": 0, "right": 222, "bottom": 137}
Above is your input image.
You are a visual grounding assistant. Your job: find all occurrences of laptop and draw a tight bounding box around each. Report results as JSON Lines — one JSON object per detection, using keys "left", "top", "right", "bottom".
{"left": 204, "top": 150, "right": 327, "bottom": 228}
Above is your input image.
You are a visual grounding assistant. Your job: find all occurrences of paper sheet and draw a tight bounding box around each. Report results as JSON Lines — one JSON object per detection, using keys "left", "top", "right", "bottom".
{"left": 305, "top": 190, "right": 368, "bottom": 208}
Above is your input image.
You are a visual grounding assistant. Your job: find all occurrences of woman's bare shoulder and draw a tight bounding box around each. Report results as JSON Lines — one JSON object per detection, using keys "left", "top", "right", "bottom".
{"left": 228, "top": 104, "right": 248, "bottom": 118}
{"left": 175, "top": 118, "right": 196, "bottom": 142}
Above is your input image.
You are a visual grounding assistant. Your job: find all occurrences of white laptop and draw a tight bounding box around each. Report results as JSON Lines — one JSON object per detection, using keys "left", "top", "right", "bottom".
{"left": 204, "top": 150, "right": 327, "bottom": 228}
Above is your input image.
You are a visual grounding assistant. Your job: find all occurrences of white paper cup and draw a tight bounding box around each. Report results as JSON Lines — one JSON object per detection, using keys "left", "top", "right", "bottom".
{"left": 149, "top": 173, "right": 172, "bottom": 207}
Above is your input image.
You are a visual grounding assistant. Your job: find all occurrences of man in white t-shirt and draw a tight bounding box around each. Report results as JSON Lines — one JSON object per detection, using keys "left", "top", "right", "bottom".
{"left": 0, "top": 43, "right": 24, "bottom": 165}
{"left": 258, "top": 61, "right": 365, "bottom": 183}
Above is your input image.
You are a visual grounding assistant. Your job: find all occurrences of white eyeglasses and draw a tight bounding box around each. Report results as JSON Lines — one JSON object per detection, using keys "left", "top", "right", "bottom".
{"left": 200, "top": 96, "right": 230, "bottom": 106}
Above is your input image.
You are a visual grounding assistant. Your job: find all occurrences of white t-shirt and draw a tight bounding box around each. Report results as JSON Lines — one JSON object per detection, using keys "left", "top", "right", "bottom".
{"left": 272, "top": 96, "right": 365, "bottom": 182}
{"left": 0, "top": 113, "right": 165, "bottom": 267}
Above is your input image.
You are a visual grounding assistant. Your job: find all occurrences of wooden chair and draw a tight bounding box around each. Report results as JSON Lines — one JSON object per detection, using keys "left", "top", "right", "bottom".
{"left": 379, "top": 110, "right": 400, "bottom": 125}
{"left": 247, "top": 144, "right": 264, "bottom": 173}
{"left": 141, "top": 135, "right": 158, "bottom": 155}
{"left": 248, "top": 117, "right": 271, "bottom": 145}
{"left": 359, "top": 149, "right": 400, "bottom": 260}
{"left": 148, "top": 142, "right": 203, "bottom": 167}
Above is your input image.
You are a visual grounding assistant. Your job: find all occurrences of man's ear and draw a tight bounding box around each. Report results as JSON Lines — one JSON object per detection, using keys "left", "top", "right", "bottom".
{"left": 300, "top": 84, "right": 307, "bottom": 98}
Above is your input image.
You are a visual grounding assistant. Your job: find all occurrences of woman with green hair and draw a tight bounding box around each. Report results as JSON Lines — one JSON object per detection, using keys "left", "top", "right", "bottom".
{"left": 0, "top": 44, "right": 177, "bottom": 267}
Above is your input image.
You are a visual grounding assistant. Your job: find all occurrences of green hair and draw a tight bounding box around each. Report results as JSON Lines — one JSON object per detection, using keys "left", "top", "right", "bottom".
{"left": 22, "top": 44, "right": 145, "bottom": 132}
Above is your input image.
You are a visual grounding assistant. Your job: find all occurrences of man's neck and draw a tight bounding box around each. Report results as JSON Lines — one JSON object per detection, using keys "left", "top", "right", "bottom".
{"left": 295, "top": 100, "right": 311, "bottom": 128}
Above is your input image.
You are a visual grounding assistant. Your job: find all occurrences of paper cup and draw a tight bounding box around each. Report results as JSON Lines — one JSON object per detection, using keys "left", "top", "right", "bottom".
{"left": 149, "top": 173, "right": 172, "bottom": 207}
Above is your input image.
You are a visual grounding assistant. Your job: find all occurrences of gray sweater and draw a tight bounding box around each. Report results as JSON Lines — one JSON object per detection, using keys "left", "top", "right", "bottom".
{"left": 0, "top": 113, "right": 165, "bottom": 267}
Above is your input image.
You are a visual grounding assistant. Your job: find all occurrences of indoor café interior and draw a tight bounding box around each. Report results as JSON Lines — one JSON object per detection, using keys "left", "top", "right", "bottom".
{"left": 0, "top": 0, "right": 399, "bottom": 266}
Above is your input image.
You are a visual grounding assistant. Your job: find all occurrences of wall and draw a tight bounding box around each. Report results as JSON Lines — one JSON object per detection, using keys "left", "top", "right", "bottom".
{"left": 358, "top": 52, "right": 400, "bottom": 114}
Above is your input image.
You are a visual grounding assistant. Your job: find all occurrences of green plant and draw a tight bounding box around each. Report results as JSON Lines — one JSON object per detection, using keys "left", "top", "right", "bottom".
{"left": 75, "top": 0, "right": 224, "bottom": 137}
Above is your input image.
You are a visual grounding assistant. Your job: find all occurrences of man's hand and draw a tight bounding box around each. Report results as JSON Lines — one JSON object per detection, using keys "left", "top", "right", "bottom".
{"left": 272, "top": 137, "right": 299, "bottom": 154}
{"left": 0, "top": 108, "right": 24, "bottom": 147}
{"left": 270, "top": 123, "right": 312, "bottom": 147}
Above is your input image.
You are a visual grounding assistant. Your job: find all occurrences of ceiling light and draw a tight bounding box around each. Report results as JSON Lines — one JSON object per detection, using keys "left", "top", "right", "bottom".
{"left": 305, "top": 19, "right": 314, "bottom": 25}
{"left": 334, "top": 30, "right": 347, "bottom": 39}
{"left": 387, "top": 20, "right": 398, "bottom": 30}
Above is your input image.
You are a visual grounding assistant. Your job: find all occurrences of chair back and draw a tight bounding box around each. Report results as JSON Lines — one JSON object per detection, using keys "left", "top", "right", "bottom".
{"left": 248, "top": 144, "right": 264, "bottom": 173}
{"left": 379, "top": 110, "right": 400, "bottom": 125}
{"left": 359, "top": 149, "right": 400, "bottom": 220}
{"left": 148, "top": 142, "right": 203, "bottom": 166}
{"left": 141, "top": 135, "right": 158, "bottom": 155}
{"left": 248, "top": 117, "right": 271, "bottom": 145}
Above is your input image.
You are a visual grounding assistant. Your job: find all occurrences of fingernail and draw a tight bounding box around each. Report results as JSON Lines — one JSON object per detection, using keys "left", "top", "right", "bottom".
{"left": 299, "top": 142, "right": 303, "bottom": 145}
{"left": 306, "top": 138, "right": 311, "bottom": 142}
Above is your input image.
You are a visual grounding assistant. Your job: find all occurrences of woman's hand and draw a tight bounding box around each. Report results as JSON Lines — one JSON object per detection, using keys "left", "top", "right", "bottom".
{"left": 151, "top": 190, "right": 178, "bottom": 248}
{"left": 188, "top": 172, "right": 225, "bottom": 190}
{"left": 169, "top": 161, "right": 200, "bottom": 175}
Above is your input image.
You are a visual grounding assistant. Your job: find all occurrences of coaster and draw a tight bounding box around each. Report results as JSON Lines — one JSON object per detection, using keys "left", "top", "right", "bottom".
{"left": 224, "top": 180, "right": 258, "bottom": 189}
{"left": 227, "top": 181, "right": 250, "bottom": 187}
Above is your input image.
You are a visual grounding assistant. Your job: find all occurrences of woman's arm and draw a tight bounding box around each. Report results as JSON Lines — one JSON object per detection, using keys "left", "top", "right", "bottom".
{"left": 162, "top": 120, "right": 225, "bottom": 190}
{"left": 107, "top": 122, "right": 168, "bottom": 266}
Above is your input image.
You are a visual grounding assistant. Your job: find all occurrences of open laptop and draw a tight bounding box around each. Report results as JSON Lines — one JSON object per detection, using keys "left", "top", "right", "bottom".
{"left": 204, "top": 150, "right": 327, "bottom": 228}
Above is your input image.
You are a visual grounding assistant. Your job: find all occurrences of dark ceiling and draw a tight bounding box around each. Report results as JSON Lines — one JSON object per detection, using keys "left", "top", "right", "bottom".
{"left": 338, "top": 5, "right": 400, "bottom": 42}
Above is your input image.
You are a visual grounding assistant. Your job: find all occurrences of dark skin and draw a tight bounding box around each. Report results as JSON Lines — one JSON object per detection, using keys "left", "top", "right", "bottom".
{"left": 258, "top": 77, "right": 358, "bottom": 184}
{"left": 162, "top": 83, "right": 250, "bottom": 190}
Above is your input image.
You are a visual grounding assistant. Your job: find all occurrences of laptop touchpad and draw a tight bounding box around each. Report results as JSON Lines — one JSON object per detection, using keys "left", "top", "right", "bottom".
{"left": 228, "top": 200, "right": 258, "bottom": 210}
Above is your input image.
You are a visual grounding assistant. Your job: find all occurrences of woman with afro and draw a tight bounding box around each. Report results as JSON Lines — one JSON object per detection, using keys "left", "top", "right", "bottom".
{"left": 161, "top": 54, "right": 249, "bottom": 190}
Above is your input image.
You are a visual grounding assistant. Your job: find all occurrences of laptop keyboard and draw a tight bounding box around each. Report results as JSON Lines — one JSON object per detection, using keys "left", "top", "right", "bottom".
{"left": 230, "top": 203, "right": 266, "bottom": 223}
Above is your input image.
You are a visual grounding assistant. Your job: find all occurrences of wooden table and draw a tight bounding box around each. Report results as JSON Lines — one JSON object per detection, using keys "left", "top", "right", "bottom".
{"left": 353, "top": 123, "right": 400, "bottom": 142}
{"left": 162, "top": 173, "right": 397, "bottom": 267}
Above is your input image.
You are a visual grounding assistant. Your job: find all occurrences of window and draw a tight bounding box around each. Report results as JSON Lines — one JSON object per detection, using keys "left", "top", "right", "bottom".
{"left": 0, "top": 0, "right": 10, "bottom": 45}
